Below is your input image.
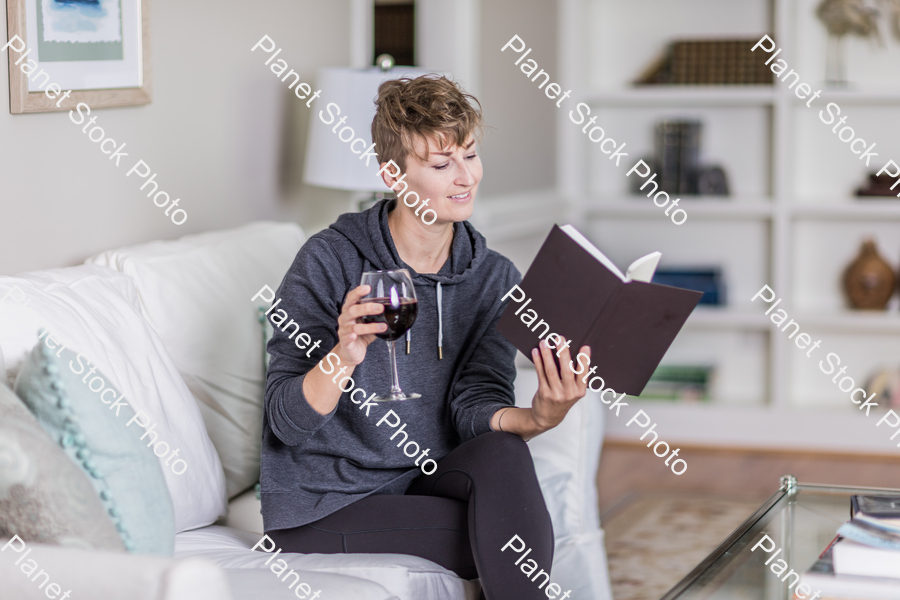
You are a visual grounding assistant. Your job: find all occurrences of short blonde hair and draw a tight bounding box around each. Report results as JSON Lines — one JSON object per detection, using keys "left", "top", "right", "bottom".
{"left": 371, "top": 74, "right": 483, "bottom": 172}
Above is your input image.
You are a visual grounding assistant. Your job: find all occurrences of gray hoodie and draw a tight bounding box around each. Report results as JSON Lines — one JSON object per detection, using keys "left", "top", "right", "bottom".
{"left": 260, "top": 199, "right": 522, "bottom": 531}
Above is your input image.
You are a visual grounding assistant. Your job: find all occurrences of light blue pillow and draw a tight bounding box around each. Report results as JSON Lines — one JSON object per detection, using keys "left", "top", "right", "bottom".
{"left": 14, "top": 340, "right": 176, "bottom": 555}
{"left": 0, "top": 382, "right": 125, "bottom": 551}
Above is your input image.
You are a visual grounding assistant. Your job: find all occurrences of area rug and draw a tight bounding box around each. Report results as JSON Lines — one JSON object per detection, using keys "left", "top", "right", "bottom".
{"left": 602, "top": 492, "right": 768, "bottom": 600}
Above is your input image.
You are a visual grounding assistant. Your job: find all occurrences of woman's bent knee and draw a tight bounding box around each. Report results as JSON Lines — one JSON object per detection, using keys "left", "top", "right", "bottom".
{"left": 474, "top": 431, "right": 534, "bottom": 468}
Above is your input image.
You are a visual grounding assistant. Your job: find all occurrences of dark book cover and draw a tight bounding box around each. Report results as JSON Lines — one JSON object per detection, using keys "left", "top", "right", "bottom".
{"left": 496, "top": 225, "right": 703, "bottom": 396}
{"left": 677, "top": 121, "right": 702, "bottom": 195}
{"left": 656, "top": 121, "right": 681, "bottom": 194}
{"left": 652, "top": 268, "right": 725, "bottom": 305}
{"left": 852, "top": 495, "right": 900, "bottom": 519}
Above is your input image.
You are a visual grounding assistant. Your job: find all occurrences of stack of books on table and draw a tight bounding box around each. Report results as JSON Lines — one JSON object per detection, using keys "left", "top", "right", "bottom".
{"left": 801, "top": 495, "right": 900, "bottom": 599}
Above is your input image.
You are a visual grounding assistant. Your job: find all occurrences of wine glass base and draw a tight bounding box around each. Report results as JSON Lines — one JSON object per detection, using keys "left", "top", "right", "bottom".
{"left": 372, "top": 392, "right": 422, "bottom": 401}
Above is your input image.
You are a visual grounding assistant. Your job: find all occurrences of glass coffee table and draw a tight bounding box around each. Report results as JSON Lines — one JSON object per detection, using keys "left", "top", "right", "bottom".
{"left": 660, "top": 475, "right": 900, "bottom": 599}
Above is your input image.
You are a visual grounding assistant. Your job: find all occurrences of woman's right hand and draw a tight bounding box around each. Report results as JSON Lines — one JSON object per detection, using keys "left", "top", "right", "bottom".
{"left": 335, "top": 284, "right": 387, "bottom": 366}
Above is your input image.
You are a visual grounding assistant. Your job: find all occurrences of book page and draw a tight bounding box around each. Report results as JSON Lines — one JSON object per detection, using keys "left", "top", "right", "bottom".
{"left": 626, "top": 252, "right": 661, "bottom": 283}
{"left": 560, "top": 224, "right": 660, "bottom": 282}
{"left": 560, "top": 224, "right": 626, "bottom": 280}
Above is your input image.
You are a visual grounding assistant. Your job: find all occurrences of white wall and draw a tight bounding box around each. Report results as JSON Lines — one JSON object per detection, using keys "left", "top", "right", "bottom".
{"left": 0, "top": 0, "right": 354, "bottom": 275}
{"left": 478, "top": 0, "right": 558, "bottom": 197}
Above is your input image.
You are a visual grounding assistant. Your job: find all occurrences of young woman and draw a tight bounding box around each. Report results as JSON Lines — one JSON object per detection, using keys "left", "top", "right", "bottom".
{"left": 261, "top": 74, "right": 591, "bottom": 600}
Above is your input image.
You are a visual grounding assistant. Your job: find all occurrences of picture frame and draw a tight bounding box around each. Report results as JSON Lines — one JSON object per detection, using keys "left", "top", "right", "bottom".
{"left": 6, "top": 0, "right": 151, "bottom": 114}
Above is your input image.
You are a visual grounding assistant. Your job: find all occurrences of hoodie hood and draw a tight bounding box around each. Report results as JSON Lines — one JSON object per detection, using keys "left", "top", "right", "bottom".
{"left": 328, "top": 199, "right": 487, "bottom": 286}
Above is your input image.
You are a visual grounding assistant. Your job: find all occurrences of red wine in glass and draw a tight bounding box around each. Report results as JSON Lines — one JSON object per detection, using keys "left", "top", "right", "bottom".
{"left": 359, "top": 298, "right": 418, "bottom": 341}
{"left": 359, "top": 270, "right": 421, "bottom": 400}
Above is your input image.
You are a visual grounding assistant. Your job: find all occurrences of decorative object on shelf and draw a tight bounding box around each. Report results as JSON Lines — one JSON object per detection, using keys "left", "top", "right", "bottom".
{"left": 631, "top": 120, "right": 730, "bottom": 196}
{"left": 816, "top": 0, "right": 900, "bottom": 86}
{"left": 639, "top": 365, "right": 715, "bottom": 402}
{"left": 864, "top": 366, "right": 900, "bottom": 410}
{"left": 855, "top": 171, "right": 900, "bottom": 196}
{"left": 843, "top": 238, "right": 897, "bottom": 309}
{"left": 635, "top": 39, "right": 774, "bottom": 85}
{"left": 696, "top": 167, "right": 730, "bottom": 195}
{"left": 652, "top": 268, "right": 726, "bottom": 306}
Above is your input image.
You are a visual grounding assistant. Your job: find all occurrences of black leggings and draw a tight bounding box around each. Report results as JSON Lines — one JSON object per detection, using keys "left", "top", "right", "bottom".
{"left": 267, "top": 431, "right": 554, "bottom": 600}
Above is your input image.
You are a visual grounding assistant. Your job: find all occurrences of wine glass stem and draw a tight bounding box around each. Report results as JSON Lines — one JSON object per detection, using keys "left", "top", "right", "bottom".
{"left": 387, "top": 339, "right": 403, "bottom": 395}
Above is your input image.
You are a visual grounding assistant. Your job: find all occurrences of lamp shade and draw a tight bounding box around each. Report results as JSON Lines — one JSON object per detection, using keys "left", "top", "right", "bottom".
{"left": 303, "top": 67, "right": 435, "bottom": 192}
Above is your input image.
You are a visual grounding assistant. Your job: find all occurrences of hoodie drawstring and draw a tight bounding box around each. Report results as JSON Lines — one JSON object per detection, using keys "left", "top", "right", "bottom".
{"left": 436, "top": 282, "right": 443, "bottom": 360}
{"left": 404, "top": 282, "right": 444, "bottom": 360}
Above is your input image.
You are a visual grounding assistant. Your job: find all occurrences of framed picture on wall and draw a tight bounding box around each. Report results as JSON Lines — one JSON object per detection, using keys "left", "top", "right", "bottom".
{"left": 6, "top": 0, "right": 150, "bottom": 114}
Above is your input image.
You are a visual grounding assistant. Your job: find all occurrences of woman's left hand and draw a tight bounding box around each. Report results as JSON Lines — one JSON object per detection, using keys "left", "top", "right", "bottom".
{"left": 530, "top": 337, "right": 590, "bottom": 432}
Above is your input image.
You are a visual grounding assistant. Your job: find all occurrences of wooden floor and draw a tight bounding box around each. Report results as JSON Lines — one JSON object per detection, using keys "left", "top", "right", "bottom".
{"left": 596, "top": 440, "right": 900, "bottom": 516}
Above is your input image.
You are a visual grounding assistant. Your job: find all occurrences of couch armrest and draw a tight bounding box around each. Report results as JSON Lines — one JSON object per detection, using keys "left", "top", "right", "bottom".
{"left": 514, "top": 367, "right": 605, "bottom": 539}
{"left": 1, "top": 539, "right": 233, "bottom": 600}
{"left": 515, "top": 367, "right": 613, "bottom": 600}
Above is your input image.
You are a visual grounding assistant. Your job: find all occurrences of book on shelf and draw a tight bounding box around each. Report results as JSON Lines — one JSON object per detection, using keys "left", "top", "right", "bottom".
{"left": 496, "top": 224, "right": 703, "bottom": 396}
{"left": 634, "top": 120, "right": 728, "bottom": 197}
{"left": 651, "top": 268, "right": 725, "bottom": 306}
{"left": 678, "top": 121, "right": 702, "bottom": 194}
{"left": 856, "top": 172, "right": 900, "bottom": 197}
{"left": 635, "top": 38, "right": 775, "bottom": 85}
{"left": 656, "top": 120, "right": 682, "bottom": 194}
{"left": 639, "top": 365, "right": 714, "bottom": 401}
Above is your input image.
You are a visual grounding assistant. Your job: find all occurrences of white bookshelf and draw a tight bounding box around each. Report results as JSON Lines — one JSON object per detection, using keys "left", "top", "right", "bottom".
{"left": 481, "top": 0, "right": 900, "bottom": 454}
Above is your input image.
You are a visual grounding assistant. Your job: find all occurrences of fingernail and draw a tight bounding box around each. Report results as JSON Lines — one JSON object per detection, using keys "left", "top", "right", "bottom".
{"left": 532, "top": 348, "right": 538, "bottom": 356}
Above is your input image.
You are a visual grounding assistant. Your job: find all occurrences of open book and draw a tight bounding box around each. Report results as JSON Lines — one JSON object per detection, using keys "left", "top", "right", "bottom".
{"left": 497, "top": 224, "right": 702, "bottom": 396}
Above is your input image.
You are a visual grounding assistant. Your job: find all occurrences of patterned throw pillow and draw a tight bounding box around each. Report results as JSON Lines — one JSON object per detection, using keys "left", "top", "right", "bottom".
{"left": 0, "top": 382, "right": 124, "bottom": 550}
{"left": 14, "top": 341, "right": 176, "bottom": 555}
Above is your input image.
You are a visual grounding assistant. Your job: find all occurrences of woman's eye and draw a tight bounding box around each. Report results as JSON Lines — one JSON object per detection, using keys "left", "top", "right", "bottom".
{"left": 435, "top": 163, "right": 450, "bottom": 170}
{"left": 466, "top": 154, "right": 477, "bottom": 160}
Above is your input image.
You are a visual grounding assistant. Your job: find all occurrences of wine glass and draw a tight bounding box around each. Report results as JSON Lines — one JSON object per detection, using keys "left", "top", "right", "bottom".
{"left": 359, "top": 269, "right": 420, "bottom": 401}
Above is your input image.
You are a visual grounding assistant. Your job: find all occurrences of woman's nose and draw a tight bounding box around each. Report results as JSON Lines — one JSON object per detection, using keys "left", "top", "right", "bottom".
{"left": 456, "top": 161, "right": 477, "bottom": 186}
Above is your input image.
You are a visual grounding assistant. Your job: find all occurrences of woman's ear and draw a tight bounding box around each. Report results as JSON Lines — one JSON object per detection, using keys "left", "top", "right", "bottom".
{"left": 379, "top": 161, "right": 409, "bottom": 196}
{"left": 379, "top": 161, "right": 397, "bottom": 188}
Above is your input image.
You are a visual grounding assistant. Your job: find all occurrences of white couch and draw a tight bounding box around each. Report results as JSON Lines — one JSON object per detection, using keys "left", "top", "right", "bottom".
{"left": 0, "top": 221, "right": 612, "bottom": 600}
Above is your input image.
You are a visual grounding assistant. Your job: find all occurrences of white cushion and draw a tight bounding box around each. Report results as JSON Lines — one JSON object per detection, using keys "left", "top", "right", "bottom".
{"left": 224, "top": 488, "right": 265, "bottom": 535}
{"left": 515, "top": 367, "right": 613, "bottom": 600}
{"left": 87, "top": 221, "right": 306, "bottom": 498}
{"left": 0, "top": 538, "right": 233, "bottom": 600}
{"left": 0, "top": 338, "right": 7, "bottom": 387}
{"left": 176, "top": 526, "right": 480, "bottom": 600}
{"left": 0, "top": 266, "right": 228, "bottom": 533}
{"left": 225, "top": 568, "right": 397, "bottom": 600}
